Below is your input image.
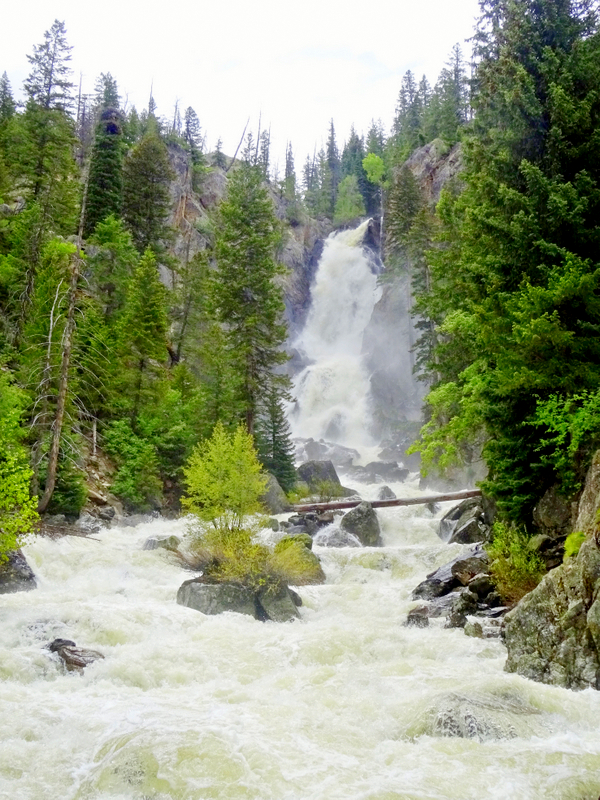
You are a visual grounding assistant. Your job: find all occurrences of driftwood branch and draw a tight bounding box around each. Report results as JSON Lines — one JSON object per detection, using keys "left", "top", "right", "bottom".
{"left": 292, "top": 489, "right": 481, "bottom": 514}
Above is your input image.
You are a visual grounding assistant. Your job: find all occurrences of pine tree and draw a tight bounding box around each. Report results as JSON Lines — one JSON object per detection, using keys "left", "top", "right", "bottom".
{"left": 255, "top": 384, "right": 296, "bottom": 492}
{"left": 116, "top": 248, "right": 168, "bottom": 421}
{"left": 93, "top": 72, "right": 120, "bottom": 115}
{"left": 0, "top": 73, "right": 16, "bottom": 126}
{"left": 24, "top": 20, "right": 74, "bottom": 112}
{"left": 83, "top": 109, "right": 124, "bottom": 238}
{"left": 414, "top": 0, "right": 600, "bottom": 524}
{"left": 122, "top": 131, "right": 174, "bottom": 253}
{"left": 326, "top": 119, "right": 341, "bottom": 211}
{"left": 212, "top": 160, "right": 288, "bottom": 433}
{"left": 213, "top": 137, "right": 227, "bottom": 169}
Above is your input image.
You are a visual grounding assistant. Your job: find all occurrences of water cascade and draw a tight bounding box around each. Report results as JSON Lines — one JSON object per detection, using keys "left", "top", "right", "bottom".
{"left": 290, "top": 220, "right": 380, "bottom": 447}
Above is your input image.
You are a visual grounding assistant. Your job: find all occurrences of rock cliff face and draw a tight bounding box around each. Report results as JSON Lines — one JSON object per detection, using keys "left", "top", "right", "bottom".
{"left": 504, "top": 451, "right": 600, "bottom": 690}
{"left": 165, "top": 146, "right": 334, "bottom": 337}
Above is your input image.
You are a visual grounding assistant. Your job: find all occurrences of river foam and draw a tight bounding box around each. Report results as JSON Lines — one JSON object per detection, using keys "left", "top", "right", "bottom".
{"left": 2, "top": 483, "right": 600, "bottom": 799}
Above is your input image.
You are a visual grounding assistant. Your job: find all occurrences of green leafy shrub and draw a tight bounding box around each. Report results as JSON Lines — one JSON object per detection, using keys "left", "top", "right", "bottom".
{"left": 563, "top": 530, "right": 586, "bottom": 561}
{"left": 270, "top": 536, "right": 325, "bottom": 585}
{"left": 487, "top": 522, "right": 546, "bottom": 604}
{"left": 315, "top": 480, "right": 345, "bottom": 503}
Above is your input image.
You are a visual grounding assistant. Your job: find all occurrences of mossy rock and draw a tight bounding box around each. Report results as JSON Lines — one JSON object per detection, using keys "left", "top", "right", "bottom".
{"left": 271, "top": 538, "right": 325, "bottom": 585}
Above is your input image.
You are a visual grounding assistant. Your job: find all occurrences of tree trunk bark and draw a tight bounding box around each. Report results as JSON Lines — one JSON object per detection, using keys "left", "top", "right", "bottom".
{"left": 292, "top": 488, "right": 481, "bottom": 513}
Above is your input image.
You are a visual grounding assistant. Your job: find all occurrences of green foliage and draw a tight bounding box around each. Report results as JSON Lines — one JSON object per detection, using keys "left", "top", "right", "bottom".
{"left": 122, "top": 132, "right": 174, "bottom": 253}
{"left": 487, "top": 522, "right": 546, "bottom": 604}
{"left": 44, "top": 460, "right": 87, "bottom": 516}
{"left": 255, "top": 386, "right": 297, "bottom": 493}
{"left": 564, "top": 530, "right": 586, "bottom": 560}
{"left": 333, "top": 175, "right": 366, "bottom": 225}
{"left": 84, "top": 111, "right": 124, "bottom": 238}
{"left": 410, "top": 2, "right": 600, "bottom": 524}
{"left": 315, "top": 480, "right": 345, "bottom": 503}
{"left": 182, "top": 422, "right": 267, "bottom": 531}
{"left": 0, "top": 373, "right": 38, "bottom": 558}
{"left": 270, "top": 536, "right": 325, "bottom": 585}
{"left": 533, "top": 391, "right": 600, "bottom": 496}
{"left": 212, "top": 160, "right": 288, "bottom": 433}
{"left": 363, "top": 153, "right": 385, "bottom": 185}
{"left": 103, "top": 419, "right": 162, "bottom": 510}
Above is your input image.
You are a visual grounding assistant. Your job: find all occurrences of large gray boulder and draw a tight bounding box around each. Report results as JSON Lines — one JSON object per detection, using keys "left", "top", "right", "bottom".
{"left": 438, "top": 498, "right": 491, "bottom": 545}
{"left": 297, "top": 459, "right": 340, "bottom": 488}
{"left": 340, "top": 502, "right": 382, "bottom": 546}
{"left": 177, "top": 579, "right": 258, "bottom": 617}
{"left": 257, "top": 585, "right": 301, "bottom": 622}
{"left": 0, "top": 549, "right": 37, "bottom": 594}
{"left": 412, "top": 544, "right": 489, "bottom": 600}
{"left": 143, "top": 534, "right": 181, "bottom": 552}
{"left": 177, "top": 577, "right": 300, "bottom": 622}
{"left": 504, "top": 539, "right": 600, "bottom": 690}
{"left": 260, "top": 473, "right": 292, "bottom": 514}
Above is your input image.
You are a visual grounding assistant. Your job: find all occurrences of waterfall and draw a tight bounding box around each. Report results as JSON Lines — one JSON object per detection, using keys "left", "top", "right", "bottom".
{"left": 290, "top": 219, "right": 380, "bottom": 447}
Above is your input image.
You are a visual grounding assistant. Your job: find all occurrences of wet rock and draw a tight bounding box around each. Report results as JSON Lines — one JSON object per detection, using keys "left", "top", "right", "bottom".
{"left": 97, "top": 505, "right": 116, "bottom": 521}
{"left": 364, "top": 461, "right": 409, "bottom": 482}
{"left": 452, "top": 556, "right": 489, "bottom": 586}
{"left": 296, "top": 459, "right": 341, "bottom": 488}
{"left": 267, "top": 518, "right": 279, "bottom": 532}
{"left": 257, "top": 585, "right": 301, "bottom": 622}
{"left": 438, "top": 498, "right": 491, "bottom": 545}
{"left": 504, "top": 539, "right": 600, "bottom": 690}
{"left": 416, "top": 688, "right": 543, "bottom": 741}
{"left": 76, "top": 511, "right": 102, "bottom": 534}
{"left": 346, "top": 462, "right": 408, "bottom": 484}
{"left": 468, "top": 573, "right": 494, "bottom": 598}
{"left": 464, "top": 621, "right": 484, "bottom": 638}
{"left": 412, "top": 544, "right": 488, "bottom": 600}
{"left": 260, "top": 474, "right": 292, "bottom": 515}
{"left": 313, "top": 527, "right": 362, "bottom": 547}
{"left": 177, "top": 578, "right": 258, "bottom": 618}
{"left": 532, "top": 484, "right": 573, "bottom": 538}
{"left": 143, "top": 534, "right": 181, "bottom": 552}
{"left": 0, "top": 549, "right": 37, "bottom": 594}
{"left": 176, "top": 576, "right": 301, "bottom": 622}
{"left": 377, "top": 485, "right": 397, "bottom": 501}
{"left": 340, "top": 502, "right": 382, "bottom": 547}
{"left": 48, "top": 638, "right": 104, "bottom": 672}
{"left": 405, "top": 606, "right": 430, "bottom": 628}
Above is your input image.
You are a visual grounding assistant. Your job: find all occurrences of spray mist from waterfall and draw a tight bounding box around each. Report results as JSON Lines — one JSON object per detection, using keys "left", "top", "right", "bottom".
{"left": 290, "top": 219, "right": 380, "bottom": 448}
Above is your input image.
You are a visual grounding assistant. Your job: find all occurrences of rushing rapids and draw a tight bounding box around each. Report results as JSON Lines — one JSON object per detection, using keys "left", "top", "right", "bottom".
{"left": 3, "top": 485, "right": 600, "bottom": 799}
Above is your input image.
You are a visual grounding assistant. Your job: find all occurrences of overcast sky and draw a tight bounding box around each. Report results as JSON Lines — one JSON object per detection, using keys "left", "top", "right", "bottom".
{"left": 3, "top": 0, "right": 481, "bottom": 173}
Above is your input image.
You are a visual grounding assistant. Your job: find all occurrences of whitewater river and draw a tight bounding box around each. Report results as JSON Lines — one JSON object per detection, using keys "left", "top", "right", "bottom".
{"left": 3, "top": 477, "right": 600, "bottom": 800}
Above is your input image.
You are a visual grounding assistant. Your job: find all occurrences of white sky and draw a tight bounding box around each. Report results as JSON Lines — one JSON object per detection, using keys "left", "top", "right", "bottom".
{"left": 3, "top": 0, "right": 480, "bottom": 173}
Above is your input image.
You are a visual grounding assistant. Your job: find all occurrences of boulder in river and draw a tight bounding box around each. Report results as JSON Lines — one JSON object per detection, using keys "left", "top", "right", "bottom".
{"left": 411, "top": 544, "right": 489, "bottom": 600}
{"left": 0, "top": 549, "right": 37, "bottom": 594}
{"left": 48, "top": 639, "right": 104, "bottom": 672}
{"left": 296, "top": 459, "right": 341, "bottom": 488}
{"left": 340, "top": 502, "right": 382, "bottom": 547}
{"left": 438, "top": 497, "right": 491, "bottom": 545}
{"left": 260, "top": 473, "right": 292, "bottom": 514}
{"left": 377, "top": 485, "right": 396, "bottom": 501}
{"left": 143, "top": 534, "right": 181, "bottom": 551}
{"left": 176, "top": 576, "right": 301, "bottom": 622}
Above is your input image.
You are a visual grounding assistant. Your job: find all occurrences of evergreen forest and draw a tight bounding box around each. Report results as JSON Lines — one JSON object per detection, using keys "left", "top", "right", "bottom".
{"left": 3, "top": 0, "right": 600, "bottom": 560}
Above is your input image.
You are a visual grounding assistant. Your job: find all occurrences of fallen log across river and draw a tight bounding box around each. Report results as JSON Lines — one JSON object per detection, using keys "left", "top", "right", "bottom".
{"left": 291, "top": 488, "right": 482, "bottom": 514}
